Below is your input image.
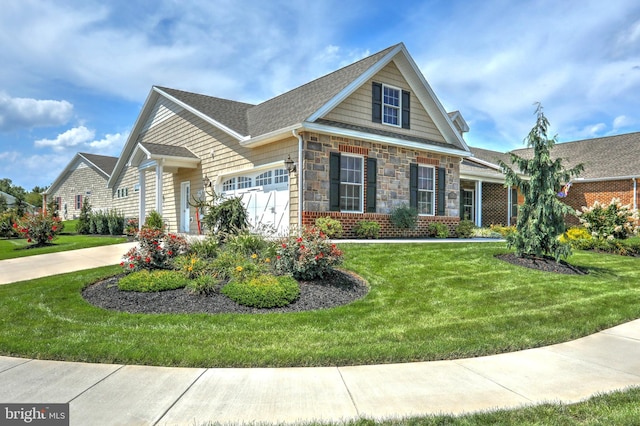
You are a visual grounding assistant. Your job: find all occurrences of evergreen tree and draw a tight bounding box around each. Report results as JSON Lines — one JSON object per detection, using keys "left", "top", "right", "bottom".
{"left": 0, "top": 194, "right": 7, "bottom": 213}
{"left": 498, "top": 104, "right": 584, "bottom": 260}
{"left": 76, "top": 197, "right": 92, "bottom": 234}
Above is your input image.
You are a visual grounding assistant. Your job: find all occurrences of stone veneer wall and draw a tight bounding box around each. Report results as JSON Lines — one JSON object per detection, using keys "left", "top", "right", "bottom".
{"left": 300, "top": 132, "right": 461, "bottom": 237}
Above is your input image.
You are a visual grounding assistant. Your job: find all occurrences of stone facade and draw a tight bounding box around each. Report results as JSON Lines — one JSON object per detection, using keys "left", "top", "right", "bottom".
{"left": 299, "top": 131, "right": 462, "bottom": 237}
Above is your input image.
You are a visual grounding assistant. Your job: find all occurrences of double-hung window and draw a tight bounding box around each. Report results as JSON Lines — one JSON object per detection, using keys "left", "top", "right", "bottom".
{"left": 383, "top": 85, "right": 400, "bottom": 126}
{"left": 75, "top": 194, "right": 82, "bottom": 209}
{"left": 417, "top": 166, "right": 435, "bottom": 215}
{"left": 340, "top": 155, "right": 363, "bottom": 212}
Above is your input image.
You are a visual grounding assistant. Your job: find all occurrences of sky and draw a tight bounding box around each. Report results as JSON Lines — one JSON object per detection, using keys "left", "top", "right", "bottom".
{"left": 1, "top": 0, "right": 639, "bottom": 191}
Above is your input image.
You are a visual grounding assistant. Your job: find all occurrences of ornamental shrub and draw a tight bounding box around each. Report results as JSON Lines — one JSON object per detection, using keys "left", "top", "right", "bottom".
{"left": 186, "top": 274, "right": 221, "bottom": 295}
{"left": 274, "top": 227, "right": 343, "bottom": 280}
{"left": 107, "top": 209, "right": 125, "bottom": 235}
{"left": 175, "top": 253, "right": 211, "bottom": 279}
{"left": 222, "top": 274, "right": 300, "bottom": 308}
{"left": 14, "top": 212, "right": 63, "bottom": 246}
{"left": 390, "top": 204, "right": 418, "bottom": 230}
{"left": 428, "top": 222, "right": 449, "bottom": 238}
{"left": 455, "top": 220, "right": 475, "bottom": 238}
{"left": 121, "top": 227, "right": 188, "bottom": 271}
{"left": 124, "top": 218, "right": 139, "bottom": 237}
{"left": 76, "top": 198, "right": 92, "bottom": 234}
{"left": 558, "top": 227, "right": 592, "bottom": 244}
{"left": 352, "top": 220, "right": 380, "bottom": 239}
{"left": 315, "top": 217, "right": 344, "bottom": 239}
{"left": 224, "top": 229, "right": 276, "bottom": 258}
{"left": 188, "top": 237, "right": 220, "bottom": 259}
{"left": 117, "top": 269, "right": 189, "bottom": 292}
{"left": 576, "top": 198, "right": 639, "bottom": 240}
{"left": 144, "top": 210, "right": 164, "bottom": 230}
{"left": 0, "top": 211, "right": 19, "bottom": 238}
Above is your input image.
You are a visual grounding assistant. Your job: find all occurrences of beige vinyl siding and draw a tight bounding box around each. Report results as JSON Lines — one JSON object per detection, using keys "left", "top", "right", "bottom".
{"left": 323, "top": 61, "right": 446, "bottom": 144}
{"left": 111, "top": 165, "right": 142, "bottom": 219}
{"left": 47, "top": 159, "right": 111, "bottom": 219}
{"left": 120, "top": 101, "right": 298, "bottom": 233}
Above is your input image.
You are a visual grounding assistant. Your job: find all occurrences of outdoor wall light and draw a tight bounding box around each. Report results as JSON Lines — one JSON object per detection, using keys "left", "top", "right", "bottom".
{"left": 285, "top": 154, "right": 297, "bottom": 173}
{"left": 203, "top": 175, "right": 211, "bottom": 188}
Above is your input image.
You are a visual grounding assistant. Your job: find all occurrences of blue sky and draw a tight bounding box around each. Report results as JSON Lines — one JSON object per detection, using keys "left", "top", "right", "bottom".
{"left": 1, "top": 0, "right": 639, "bottom": 190}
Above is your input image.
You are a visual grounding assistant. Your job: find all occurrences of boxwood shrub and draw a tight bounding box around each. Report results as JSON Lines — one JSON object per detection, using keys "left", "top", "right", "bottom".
{"left": 222, "top": 274, "right": 300, "bottom": 308}
{"left": 117, "top": 270, "right": 189, "bottom": 292}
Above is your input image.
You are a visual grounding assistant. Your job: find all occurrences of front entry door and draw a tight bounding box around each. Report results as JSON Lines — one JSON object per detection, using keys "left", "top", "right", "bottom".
{"left": 462, "top": 189, "right": 475, "bottom": 222}
{"left": 180, "top": 181, "right": 190, "bottom": 233}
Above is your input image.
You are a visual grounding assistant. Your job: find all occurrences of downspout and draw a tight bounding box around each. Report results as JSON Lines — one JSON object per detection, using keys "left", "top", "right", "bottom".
{"left": 292, "top": 129, "right": 304, "bottom": 234}
{"left": 634, "top": 178, "right": 637, "bottom": 210}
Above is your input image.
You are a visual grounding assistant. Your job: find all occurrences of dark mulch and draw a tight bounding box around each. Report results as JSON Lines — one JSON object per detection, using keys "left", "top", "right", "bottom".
{"left": 496, "top": 253, "right": 588, "bottom": 275}
{"left": 82, "top": 269, "right": 369, "bottom": 315}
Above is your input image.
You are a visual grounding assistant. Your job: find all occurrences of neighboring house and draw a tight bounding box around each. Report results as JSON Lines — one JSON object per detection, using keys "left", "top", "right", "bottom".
{"left": 108, "top": 43, "right": 472, "bottom": 237}
{"left": 43, "top": 152, "right": 118, "bottom": 220}
{"left": 0, "top": 190, "right": 36, "bottom": 213}
{"left": 462, "top": 132, "right": 640, "bottom": 227}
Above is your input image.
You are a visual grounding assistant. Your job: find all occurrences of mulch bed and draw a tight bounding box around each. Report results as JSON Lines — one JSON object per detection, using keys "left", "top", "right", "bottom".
{"left": 496, "top": 253, "right": 588, "bottom": 275}
{"left": 82, "top": 269, "right": 369, "bottom": 314}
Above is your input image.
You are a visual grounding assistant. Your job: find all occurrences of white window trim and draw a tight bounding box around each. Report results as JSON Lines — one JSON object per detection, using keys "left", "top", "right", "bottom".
{"left": 417, "top": 165, "right": 435, "bottom": 216}
{"left": 382, "top": 83, "right": 402, "bottom": 128}
{"left": 340, "top": 153, "right": 364, "bottom": 213}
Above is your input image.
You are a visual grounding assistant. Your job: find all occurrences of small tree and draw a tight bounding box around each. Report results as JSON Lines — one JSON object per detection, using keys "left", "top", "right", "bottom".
{"left": 498, "top": 104, "right": 584, "bottom": 260}
{"left": 0, "top": 195, "right": 7, "bottom": 213}
{"left": 76, "top": 198, "right": 92, "bottom": 234}
{"left": 199, "top": 189, "right": 248, "bottom": 236}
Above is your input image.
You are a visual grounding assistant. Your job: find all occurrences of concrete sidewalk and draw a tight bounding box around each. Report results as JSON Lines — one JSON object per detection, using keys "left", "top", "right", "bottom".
{"left": 0, "top": 242, "right": 137, "bottom": 284}
{"left": 1, "top": 320, "right": 639, "bottom": 425}
{"left": 1, "top": 242, "right": 639, "bottom": 425}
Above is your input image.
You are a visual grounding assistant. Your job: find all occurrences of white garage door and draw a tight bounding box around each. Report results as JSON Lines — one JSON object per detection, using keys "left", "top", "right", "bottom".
{"left": 220, "top": 168, "right": 290, "bottom": 235}
{"left": 239, "top": 188, "right": 289, "bottom": 234}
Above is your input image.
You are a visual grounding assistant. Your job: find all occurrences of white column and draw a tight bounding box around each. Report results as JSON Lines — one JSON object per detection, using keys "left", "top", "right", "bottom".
{"left": 507, "top": 187, "right": 512, "bottom": 225}
{"left": 475, "top": 180, "right": 483, "bottom": 227}
{"left": 155, "top": 162, "right": 163, "bottom": 215}
{"left": 138, "top": 170, "right": 146, "bottom": 230}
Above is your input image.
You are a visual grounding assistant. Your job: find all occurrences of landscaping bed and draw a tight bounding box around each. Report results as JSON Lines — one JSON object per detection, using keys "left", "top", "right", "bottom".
{"left": 82, "top": 269, "right": 368, "bottom": 314}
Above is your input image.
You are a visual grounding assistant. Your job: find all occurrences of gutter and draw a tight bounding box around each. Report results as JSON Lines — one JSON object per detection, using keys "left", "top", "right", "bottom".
{"left": 293, "top": 129, "right": 304, "bottom": 233}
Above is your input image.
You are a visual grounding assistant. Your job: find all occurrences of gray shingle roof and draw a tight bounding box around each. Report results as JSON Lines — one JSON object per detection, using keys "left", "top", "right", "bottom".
{"left": 155, "top": 44, "right": 400, "bottom": 139}
{"left": 510, "top": 132, "right": 640, "bottom": 179}
{"left": 468, "top": 147, "right": 513, "bottom": 166}
{"left": 246, "top": 44, "right": 399, "bottom": 137}
{"left": 78, "top": 152, "right": 118, "bottom": 177}
{"left": 156, "top": 87, "right": 253, "bottom": 136}
{"left": 140, "top": 142, "right": 199, "bottom": 159}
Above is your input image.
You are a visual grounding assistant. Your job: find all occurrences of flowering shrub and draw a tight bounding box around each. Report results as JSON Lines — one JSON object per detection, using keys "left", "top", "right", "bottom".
{"left": 274, "top": 227, "right": 343, "bottom": 280}
{"left": 121, "top": 227, "right": 188, "bottom": 271}
{"left": 576, "top": 198, "right": 639, "bottom": 240}
{"left": 124, "top": 218, "right": 139, "bottom": 237}
{"left": 175, "top": 253, "right": 211, "bottom": 279}
{"left": 0, "top": 211, "right": 19, "bottom": 238}
{"left": 14, "top": 212, "right": 63, "bottom": 245}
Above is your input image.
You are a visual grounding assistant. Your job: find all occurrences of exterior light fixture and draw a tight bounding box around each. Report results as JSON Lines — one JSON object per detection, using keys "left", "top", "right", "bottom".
{"left": 285, "top": 154, "right": 297, "bottom": 173}
{"left": 203, "top": 175, "right": 211, "bottom": 188}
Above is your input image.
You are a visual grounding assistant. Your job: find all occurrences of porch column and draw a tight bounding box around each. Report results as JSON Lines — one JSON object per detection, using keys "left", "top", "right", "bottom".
{"left": 507, "top": 187, "right": 512, "bottom": 226}
{"left": 139, "top": 170, "right": 146, "bottom": 230}
{"left": 475, "top": 180, "right": 483, "bottom": 227}
{"left": 155, "top": 162, "right": 163, "bottom": 215}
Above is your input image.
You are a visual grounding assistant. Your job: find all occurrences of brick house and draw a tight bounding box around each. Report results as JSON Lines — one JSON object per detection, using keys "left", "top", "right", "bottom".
{"left": 43, "top": 152, "right": 118, "bottom": 220}
{"left": 107, "top": 43, "right": 472, "bottom": 237}
{"left": 461, "top": 132, "right": 640, "bottom": 227}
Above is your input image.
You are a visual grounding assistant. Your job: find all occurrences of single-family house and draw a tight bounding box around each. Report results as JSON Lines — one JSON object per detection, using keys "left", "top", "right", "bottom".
{"left": 108, "top": 43, "right": 472, "bottom": 237}
{"left": 461, "top": 132, "right": 640, "bottom": 227}
{"left": 43, "top": 152, "right": 118, "bottom": 219}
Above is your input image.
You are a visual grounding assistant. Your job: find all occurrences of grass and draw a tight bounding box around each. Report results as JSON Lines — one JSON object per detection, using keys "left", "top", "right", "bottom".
{"left": 0, "top": 219, "right": 127, "bottom": 260}
{"left": 0, "top": 242, "right": 639, "bottom": 368}
{"left": 293, "top": 387, "right": 640, "bottom": 425}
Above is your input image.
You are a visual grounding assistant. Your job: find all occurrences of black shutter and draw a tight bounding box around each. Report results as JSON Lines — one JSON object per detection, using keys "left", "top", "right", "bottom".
{"left": 372, "top": 82, "right": 382, "bottom": 123}
{"left": 402, "top": 90, "right": 410, "bottom": 129}
{"left": 437, "top": 167, "right": 446, "bottom": 216}
{"left": 409, "top": 163, "right": 418, "bottom": 209}
{"left": 366, "top": 158, "right": 377, "bottom": 213}
{"left": 329, "top": 152, "right": 341, "bottom": 211}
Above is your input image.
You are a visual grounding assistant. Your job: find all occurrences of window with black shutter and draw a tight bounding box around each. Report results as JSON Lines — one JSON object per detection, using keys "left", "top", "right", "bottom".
{"left": 372, "top": 82, "right": 411, "bottom": 129}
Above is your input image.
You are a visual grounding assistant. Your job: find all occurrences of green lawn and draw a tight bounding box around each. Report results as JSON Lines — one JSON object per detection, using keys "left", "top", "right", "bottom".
{"left": 302, "top": 387, "right": 640, "bottom": 425}
{"left": 0, "top": 242, "right": 638, "bottom": 368}
{"left": 0, "top": 220, "right": 127, "bottom": 260}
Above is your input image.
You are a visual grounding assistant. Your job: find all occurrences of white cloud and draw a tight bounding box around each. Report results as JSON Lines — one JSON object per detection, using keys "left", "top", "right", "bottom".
{"left": 88, "top": 131, "right": 129, "bottom": 154}
{"left": 0, "top": 92, "right": 73, "bottom": 131}
{"left": 613, "top": 115, "right": 635, "bottom": 130}
{"left": 34, "top": 126, "right": 95, "bottom": 151}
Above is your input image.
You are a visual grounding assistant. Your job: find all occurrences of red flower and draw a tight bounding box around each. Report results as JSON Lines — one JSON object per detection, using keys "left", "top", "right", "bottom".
{"left": 282, "top": 243, "right": 287, "bottom": 248}
{"left": 48, "top": 236, "right": 53, "bottom": 240}
{"left": 145, "top": 257, "right": 151, "bottom": 263}
{"left": 167, "top": 251, "right": 173, "bottom": 256}
{"left": 12, "top": 222, "right": 17, "bottom": 229}
{"left": 129, "top": 264, "right": 135, "bottom": 269}
{"left": 27, "top": 238, "right": 31, "bottom": 243}
{"left": 296, "top": 237, "right": 303, "bottom": 243}
{"left": 52, "top": 226, "right": 57, "bottom": 231}
{"left": 276, "top": 255, "right": 281, "bottom": 260}
{"left": 120, "top": 262, "right": 124, "bottom": 266}
{"left": 300, "top": 245, "right": 305, "bottom": 250}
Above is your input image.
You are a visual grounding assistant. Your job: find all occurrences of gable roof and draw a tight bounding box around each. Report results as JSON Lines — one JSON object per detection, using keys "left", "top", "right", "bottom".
{"left": 44, "top": 152, "right": 117, "bottom": 195}
{"left": 110, "top": 43, "right": 470, "bottom": 187}
{"left": 510, "top": 132, "right": 640, "bottom": 181}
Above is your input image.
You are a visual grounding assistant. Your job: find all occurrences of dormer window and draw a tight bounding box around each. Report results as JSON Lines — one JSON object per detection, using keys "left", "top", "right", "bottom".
{"left": 372, "top": 82, "right": 411, "bottom": 129}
